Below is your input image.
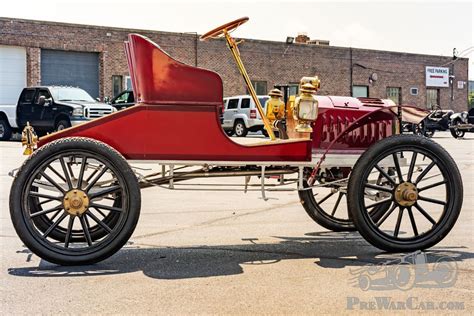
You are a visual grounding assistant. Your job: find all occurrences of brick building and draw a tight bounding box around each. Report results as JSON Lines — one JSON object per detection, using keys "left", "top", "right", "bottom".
{"left": 0, "top": 17, "right": 469, "bottom": 111}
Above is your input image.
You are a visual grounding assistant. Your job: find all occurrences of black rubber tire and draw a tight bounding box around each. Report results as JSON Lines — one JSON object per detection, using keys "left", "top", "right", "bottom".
{"left": 233, "top": 120, "right": 248, "bottom": 137}
{"left": 0, "top": 119, "right": 12, "bottom": 141}
{"left": 347, "top": 134, "right": 463, "bottom": 252}
{"left": 450, "top": 119, "right": 465, "bottom": 139}
{"left": 55, "top": 119, "right": 71, "bottom": 131}
{"left": 10, "top": 137, "right": 141, "bottom": 265}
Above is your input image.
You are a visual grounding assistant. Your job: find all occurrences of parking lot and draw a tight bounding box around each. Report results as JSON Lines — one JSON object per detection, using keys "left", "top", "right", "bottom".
{"left": 0, "top": 132, "right": 473, "bottom": 314}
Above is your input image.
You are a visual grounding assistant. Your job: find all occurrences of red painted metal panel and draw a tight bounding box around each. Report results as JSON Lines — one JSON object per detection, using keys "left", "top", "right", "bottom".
{"left": 312, "top": 96, "right": 394, "bottom": 152}
{"left": 38, "top": 34, "right": 312, "bottom": 161}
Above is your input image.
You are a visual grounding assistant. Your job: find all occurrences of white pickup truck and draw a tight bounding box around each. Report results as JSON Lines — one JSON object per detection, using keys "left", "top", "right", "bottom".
{"left": 0, "top": 103, "right": 18, "bottom": 140}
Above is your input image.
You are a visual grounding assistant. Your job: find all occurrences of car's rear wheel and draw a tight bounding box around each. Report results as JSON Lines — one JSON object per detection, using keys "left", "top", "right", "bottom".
{"left": 10, "top": 137, "right": 141, "bottom": 265}
{"left": 0, "top": 119, "right": 12, "bottom": 141}
{"left": 234, "top": 121, "right": 248, "bottom": 137}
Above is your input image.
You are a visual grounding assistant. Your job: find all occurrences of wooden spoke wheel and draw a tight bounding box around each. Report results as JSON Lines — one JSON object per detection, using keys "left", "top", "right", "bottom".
{"left": 348, "top": 135, "right": 462, "bottom": 252}
{"left": 10, "top": 137, "right": 141, "bottom": 265}
{"left": 299, "top": 171, "right": 392, "bottom": 232}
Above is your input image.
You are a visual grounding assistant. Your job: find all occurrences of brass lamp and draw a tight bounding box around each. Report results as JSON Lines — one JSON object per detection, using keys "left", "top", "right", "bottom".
{"left": 293, "top": 83, "right": 319, "bottom": 133}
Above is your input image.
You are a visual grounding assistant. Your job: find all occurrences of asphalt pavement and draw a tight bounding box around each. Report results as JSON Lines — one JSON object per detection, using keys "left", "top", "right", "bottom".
{"left": 0, "top": 132, "right": 472, "bottom": 314}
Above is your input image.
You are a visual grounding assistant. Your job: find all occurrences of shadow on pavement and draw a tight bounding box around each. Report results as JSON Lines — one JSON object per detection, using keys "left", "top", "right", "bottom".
{"left": 8, "top": 231, "right": 474, "bottom": 280}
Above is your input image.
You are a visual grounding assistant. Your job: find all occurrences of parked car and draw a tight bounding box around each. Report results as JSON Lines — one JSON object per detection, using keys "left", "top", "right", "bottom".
{"left": 416, "top": 107, "right": 453, "bottom": 138}
{"left": 109, "top": 89, "right": 135, "bottom": 110}
{"left": 222, "top": 95, "right": 270, "bottom": 137}
{"left": 450, "top": 107, "right": 474, "bottom": 138}
{"left": 0, "top": 86, "right": 116, "bottom": 140}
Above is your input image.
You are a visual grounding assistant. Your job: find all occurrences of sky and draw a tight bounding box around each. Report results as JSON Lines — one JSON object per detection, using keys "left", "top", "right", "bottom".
{"left": 2, "top": 0, "right": 473, "bottom": 79}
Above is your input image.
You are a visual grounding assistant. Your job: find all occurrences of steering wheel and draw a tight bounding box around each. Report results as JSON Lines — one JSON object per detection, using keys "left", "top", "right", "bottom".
{"left": 200, "top": 17, "right": 249, "bottom": 41}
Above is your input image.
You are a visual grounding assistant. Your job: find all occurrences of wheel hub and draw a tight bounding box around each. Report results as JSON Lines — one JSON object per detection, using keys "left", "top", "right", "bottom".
{"left": 394, "top": 182, "right": 418, "bottom": 207}
{"left": 63, "top": 189, "right": 89, "bottom": 216}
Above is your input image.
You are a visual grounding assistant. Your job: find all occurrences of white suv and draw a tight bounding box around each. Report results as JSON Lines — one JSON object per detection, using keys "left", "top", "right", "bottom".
{"left": 222, "top": 95, "right": 270, "bottom": 137}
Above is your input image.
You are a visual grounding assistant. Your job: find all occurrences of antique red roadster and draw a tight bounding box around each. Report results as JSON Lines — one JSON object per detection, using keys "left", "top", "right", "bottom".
{"left": 10, "top": 18, "right": 463, "bottom": 265}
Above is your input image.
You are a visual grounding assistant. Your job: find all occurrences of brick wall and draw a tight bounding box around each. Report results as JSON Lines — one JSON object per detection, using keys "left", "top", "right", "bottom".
{"left": 0, "top": 17, "right": 469, "bottom": 111}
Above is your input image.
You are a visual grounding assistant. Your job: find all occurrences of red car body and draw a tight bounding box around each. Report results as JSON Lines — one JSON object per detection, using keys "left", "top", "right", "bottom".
{"left": 38, "top": 34, "right": 395, "bottom": 161}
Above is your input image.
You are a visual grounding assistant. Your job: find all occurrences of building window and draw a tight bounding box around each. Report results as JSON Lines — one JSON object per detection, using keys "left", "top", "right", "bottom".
{"left": 125, "top": 76, "right": 132, "bottom": 90}
{"left": 352, "top": 85, "right": 369, "bottom": 98}
{"left": 112, "top": 75, "right": 123, "bottom": 97}
{"left": 426, "top": 88, "right": 440, "bottom": 109}
{"left": 410, "top": 87, "right": 418, "bottom": 95}
{"left": 248, "top": 80, "right": 267, "bottom": 95}
{"left": 387, "top": 87, "right": 401, "bottom": 104}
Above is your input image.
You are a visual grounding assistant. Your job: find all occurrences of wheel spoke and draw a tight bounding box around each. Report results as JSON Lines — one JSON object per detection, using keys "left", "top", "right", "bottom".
{"left": 407, "top": 152, "right": 418, "bottom": 182}
{"left": 92, "top": 207, "right": 107, "bottom": 218}
{"left": 79, "top": 215, "right": 93, "bottom": 246}
{"left": 365, "top": 197, "right": 392, "bottom": 209}
{"left": 60, "top": 157, "right": 73, "bottom": 190}
{"left": 85, "top": 166, "right": 109, "bottom": 192}
{"left": 90, "top": 202, "right": 123, "bottom": 213}
{"left": 418, "top": 180, "right": 447, "bottom": 192}
{"left": 39, "top": 171, "right": 65, "bottom": 193}
{"left": 317, "top": 191, "right": 335, "bottom": 205}
{"left": 64, "top": 216, "right": 75, "bottom": 248}
{"left": 42, "top": 212, "right": 68, "bottom": 238}
{"left": 86, "top": 167, "right": 100, "bottom": 183}
{"left": 30, "top": 205, "right": 63, "bottom": 218}
{"left": 394, "top": 207, "right": 404, "bottom": 237}
{"left": 365, "top": 182, "right": 393, "bottom": 193}
{"left": 46, "top": 165, "right": 67, "bottom": 183}
{"left": 375, "top": 203, "right": 397, "bottom": 227}
{"left": 330, "top": 192, "right": 344, "bottom": 216}
{"left": 76, "top": 156, "right": 88, "bottom": 189}
{"left": 374, "top": 165, "right": 396, "bottom": 186}
{"left": 49, "top": 209, "right": 62, "bottom": 221}
{"left": 407, "top": 207, "right": 419, "bottom": 236}
{"left": 86, "top": 211, "right": 113, "bottom": 233}
{"left": 89, "top": 185, "right": 122, "bottom": 200}
{"left": 392, "top": 153, "right": 404, "bottom": 183}
{"left": 415, "top": 161, "right": 436, "bottom": 184}
{"left": 418, "top": 195, "right": 446, "bottom": 206}
{"left": 29, "top": 191, "right": 62, "bottom": 201}
{"left": 39, "top": 198, "right": 54, "bottom": 206}
{"left": 414, "top": 203, "right": 436, "bottom": 226}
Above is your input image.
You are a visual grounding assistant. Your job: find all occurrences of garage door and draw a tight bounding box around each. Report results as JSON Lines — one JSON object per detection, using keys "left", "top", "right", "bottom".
{"left": 0, "top": 45, "right": 26, "bottom": 105}
{"left": 41, "top": 49, "right": 99, "bottom": 98}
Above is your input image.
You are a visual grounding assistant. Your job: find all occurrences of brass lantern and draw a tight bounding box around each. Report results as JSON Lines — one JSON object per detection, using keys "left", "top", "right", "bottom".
{"left": 293, "top": 83, "right": 319, "bottom": 133}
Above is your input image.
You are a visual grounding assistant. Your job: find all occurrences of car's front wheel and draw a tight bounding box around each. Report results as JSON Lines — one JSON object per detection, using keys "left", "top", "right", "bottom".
{"left": 450, "top": 119, "right": 465, "bottom": 139}
{"left": 10, "top": 137, "right": 141, "bottom": 265}
{"left": 55, "top": 119, "right": 71, "bottom": 132}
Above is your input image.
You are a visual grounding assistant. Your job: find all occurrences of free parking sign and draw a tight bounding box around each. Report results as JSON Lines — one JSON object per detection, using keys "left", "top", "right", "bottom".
{"left": 426, "top": 66, "right": 450, "bottom": 87}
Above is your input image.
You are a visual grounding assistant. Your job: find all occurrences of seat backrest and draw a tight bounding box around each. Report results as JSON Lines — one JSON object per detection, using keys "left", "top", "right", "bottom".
{"left": 124, "top": 34, "right": 223, "bottom": 106}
